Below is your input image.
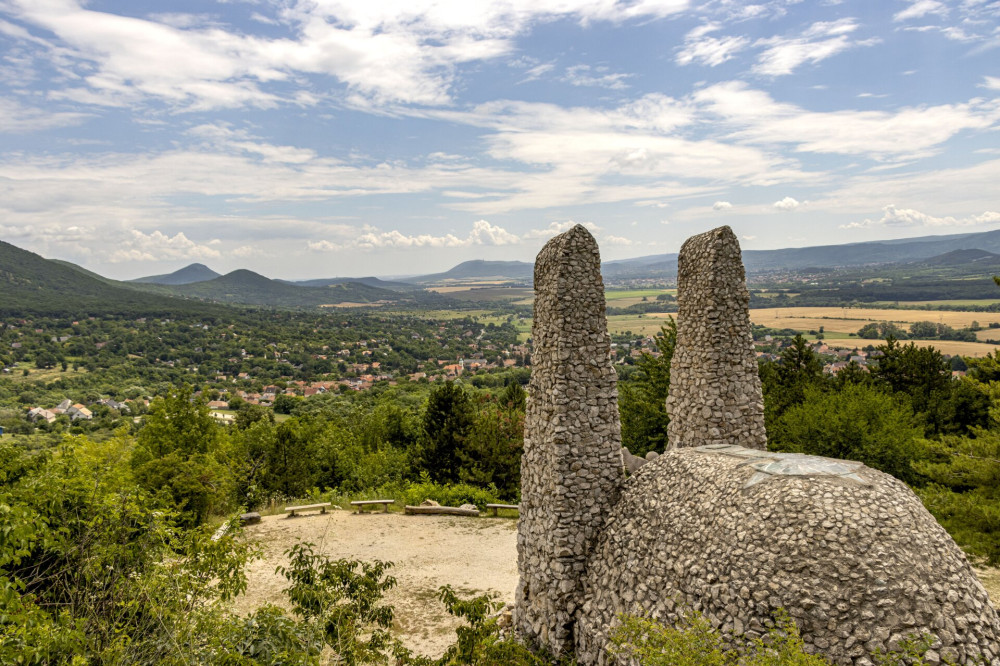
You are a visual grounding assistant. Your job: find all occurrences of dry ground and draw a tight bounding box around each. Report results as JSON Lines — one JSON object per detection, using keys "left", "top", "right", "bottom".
{"left": 236, "top": 510, "right": 1000, "bottom": 659}
{"left": 235, "top": 509, "right": 518, "bottom": 658}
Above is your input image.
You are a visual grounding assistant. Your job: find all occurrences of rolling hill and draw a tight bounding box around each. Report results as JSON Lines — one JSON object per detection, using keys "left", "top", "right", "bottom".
{"left": 131, "top": 263, "right": 221, "bottom": 285}
{"left": 0, "top": 240, "right": 220, "bottom": 317}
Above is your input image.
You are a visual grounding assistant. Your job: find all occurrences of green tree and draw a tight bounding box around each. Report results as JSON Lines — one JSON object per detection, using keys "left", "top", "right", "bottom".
{"left": 619, "top": 321, "right": 676, "bottom": 457}
{"left": 131, "top": 385, "right": 232, "bottom": 525}
{"left": 770, "top": 383, "right": 924, "bottom": 484}
{"left": 869, "top": 337, "right": 951, "bottom": 415}
{"left": 915, "top": 428, "right": 1000, "bottom": 565}
{"left": 420, "top": 381, "right": 475, "bottom": 483}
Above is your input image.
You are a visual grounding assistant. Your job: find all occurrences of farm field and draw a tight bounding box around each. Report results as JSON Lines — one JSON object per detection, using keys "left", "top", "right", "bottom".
{"left": 604, "top": 306, "right": 1000, "bottom": 357}
{"left": 748, "top": 306, "right": 1000, "bottom": 330}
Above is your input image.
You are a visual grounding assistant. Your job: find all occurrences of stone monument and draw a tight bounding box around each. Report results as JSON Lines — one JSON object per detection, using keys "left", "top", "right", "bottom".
{"left": 666, "top": 226, "right": 766, "bottom": 450}
{"left": 516, "top": 225, "right": 1000, "bottom": 665}
{"left": 514, "top": 224, "right": 624, "bottom": 657}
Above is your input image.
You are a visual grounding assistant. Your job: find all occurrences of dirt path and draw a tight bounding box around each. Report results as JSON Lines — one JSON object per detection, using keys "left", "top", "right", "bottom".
{"left": 235, "top": 509, "right": 519, "bottom": 658}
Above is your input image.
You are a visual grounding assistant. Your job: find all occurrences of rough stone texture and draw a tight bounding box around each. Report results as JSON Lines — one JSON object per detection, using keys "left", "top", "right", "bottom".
{"left": 576, "top": 446, "right": 1000, "bottom": 665}
{"left": 517, "top": 224, "right": 1000, "bottom": 666}
{"left": 514, "top": 224, "right": 625, "bottom": 657}
{"left": 665, "top": 226, "right": 766, "bottom": 450}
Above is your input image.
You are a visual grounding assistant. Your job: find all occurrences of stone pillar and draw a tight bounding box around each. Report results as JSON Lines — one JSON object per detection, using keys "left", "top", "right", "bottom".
{"left": 665, "top": 226, "right": 766, "bottom": 450}
{"left": 514, "top": 225, "right": 624, "bottom": 657}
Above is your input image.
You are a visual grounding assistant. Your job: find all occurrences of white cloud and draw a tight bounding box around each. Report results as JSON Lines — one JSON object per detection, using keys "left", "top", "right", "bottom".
{"left": 742, "top": 235, "right": 756, "bottom": 240}
{"left": 753, "top": 19, "right": 873, "bottom": 76}
{"left": 108, "top": 229, "right": 222, "bottom": 263}
{"left": 839, "top": 204, "right": 1000, "bottom": 229}
{"left": 773, "top": 196, "right": 800, "bottom": 211}
{"left": 315, "top": 220, "right": 521, "bottom": 250}
{"left": 0, "top": 99, "right": 91, "bottom": 133}
{"left": 602, "top": 234, "right": 635, "bottom": 245}
{"left": 3, "top": 0, "right": 688, "bottom": 110}
{"left": 468, "top": 219, "right": 520, "bottom": 245}
{"left": 983, "top": 76, "right": 1000, "bottom": 90}
{"left": 524, "top": 220, "right": 600, "bottom": 239}
{"left": 563, "top": 65, "right": 632, "bottom": 90}
{"left": 713, "top": 201, "right": 733, "bottom": 210}
{"left": 693, "top": 81, "right": 1000, "bottom": 162}
{"left": 231, "top": 245, "right": 263, "bottom": 258}
{"left": 894, "top": 0, "right": 948, "bottom": 22}
{"left": 676, "top": 23, "right": 749, "bottom": 67}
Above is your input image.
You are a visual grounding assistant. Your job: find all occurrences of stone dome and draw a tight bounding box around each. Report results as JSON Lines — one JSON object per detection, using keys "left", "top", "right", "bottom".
{"left": 576, "top": 445, "right": 1000, "bottom": 665}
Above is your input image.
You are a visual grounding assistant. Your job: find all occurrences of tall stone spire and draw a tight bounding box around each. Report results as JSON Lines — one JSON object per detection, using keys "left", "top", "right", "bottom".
{"left": 665, "top": 226, "right": 766, "bottom": 450}
{"left": 514, "top": 224, "right": 624, "bottom": 657}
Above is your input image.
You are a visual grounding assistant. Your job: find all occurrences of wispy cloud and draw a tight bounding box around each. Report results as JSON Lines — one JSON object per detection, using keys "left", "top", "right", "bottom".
{"left": 753, "top": 18, "right": 875, "bottom": 76}
{"left": 893, "top": 0, "right": 948, "bottom": 22}
{"left": 676, "top": 23, "right": 750, "bottom": 67}
{"left": 2, "top": 0, "right": 688, "bottom": 110}
{"left": 563, "top": 65, "right": 632, "bottom": 90}
{"left": 0, "top": 98, "right": 91, "bottom": 132}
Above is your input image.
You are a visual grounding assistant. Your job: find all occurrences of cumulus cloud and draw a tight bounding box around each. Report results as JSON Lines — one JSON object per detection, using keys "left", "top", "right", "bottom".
{"left": 839, "top": 205, "right": 1000, "bottom": 229}
{"left": 713, "top": 201, "right": 733, "bottom": 210}
{"left": 773, "top": 196, "right": 800, "bottom": 211}
{"left": 311, "top": 220, "right": 521, "bottom": 251}
{"left": 523, "top": 220, "right": 599, "bottom": 239}
{"left": 983, "top": 76, "right": 1000, "bottom": 91}
{"left": 107, "top": 229, "right": 222, "bottom": 263}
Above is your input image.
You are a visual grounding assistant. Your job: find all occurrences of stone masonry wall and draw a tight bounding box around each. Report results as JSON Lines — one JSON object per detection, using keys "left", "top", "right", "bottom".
{"left": 576, "top": 446, "right": 1000, "bottom": 665}
{"left": 665, "top": 226, "right": 766, "bottom": 450}
{"left": 513, "top": 224, "right": 625, "bottom": 657}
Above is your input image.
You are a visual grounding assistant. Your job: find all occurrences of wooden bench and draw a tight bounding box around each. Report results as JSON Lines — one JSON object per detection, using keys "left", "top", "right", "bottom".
{"left": 284, "top": 502, "right": 332, "bottom": 517}
{"left": 350, "top": 499, "right": 395, "bottom": 513}
{"left": 485, "top": 503, "right": 519, "bottom": 517}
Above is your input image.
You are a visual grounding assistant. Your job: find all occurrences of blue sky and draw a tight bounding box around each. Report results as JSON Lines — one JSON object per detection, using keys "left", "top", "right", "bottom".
{"left": 1, "top": 0, "right": 998, "bottom": 280}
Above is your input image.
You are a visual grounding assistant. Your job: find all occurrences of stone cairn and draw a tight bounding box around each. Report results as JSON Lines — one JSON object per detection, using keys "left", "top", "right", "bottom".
{"left": 516, "top": 224, "right": 1000, "bottom": 665}
{"left": 665, "top": 225, "right": 766, "bottom": 450}
{"left": 514, "top": 225, "right": 625, "bottom": 657}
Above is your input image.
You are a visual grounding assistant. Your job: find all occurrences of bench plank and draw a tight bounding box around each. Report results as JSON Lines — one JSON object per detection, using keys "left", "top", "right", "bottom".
{"left": 404, "top": 505, "right": 479, "bottom": 516}
{"left": 350, "top": 499, "right": 395, "bottom": 513}
{"left": 284, "top": 502, "right": 331, "bottom": 516}
{"left": 485, "top": 503, "right": 520, "bottom": 516}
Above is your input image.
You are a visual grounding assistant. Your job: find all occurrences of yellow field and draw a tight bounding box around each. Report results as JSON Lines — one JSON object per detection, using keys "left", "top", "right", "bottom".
{"left": 749, "top": 307, "right": 1000, "bottom": 330}
{"left": 823, "top": 339, "right": 999, "bottom": 357}
{"left": 604, "top": 307, "right": 1000, "bottom": 357}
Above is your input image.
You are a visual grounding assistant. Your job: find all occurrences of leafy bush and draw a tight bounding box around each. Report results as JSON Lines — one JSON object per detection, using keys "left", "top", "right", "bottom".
{"left": 610, "top": 609, "right": 953, "bottom": 666}
{"left": 400, "top": 473, "right": 501, "bottom": 509}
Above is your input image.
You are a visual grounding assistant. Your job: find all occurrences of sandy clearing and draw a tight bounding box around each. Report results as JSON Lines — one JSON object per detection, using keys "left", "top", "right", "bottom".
{"left": 235, "top": 509, "right": 519, "bottom": 658}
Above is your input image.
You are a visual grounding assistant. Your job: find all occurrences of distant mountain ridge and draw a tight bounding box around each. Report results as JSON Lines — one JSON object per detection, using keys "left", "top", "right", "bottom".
{"left": 131, "top": 263, "right": 221, "bottom": 285}
{"left": 406, "top": 259, "right": 533, "bottom": 284}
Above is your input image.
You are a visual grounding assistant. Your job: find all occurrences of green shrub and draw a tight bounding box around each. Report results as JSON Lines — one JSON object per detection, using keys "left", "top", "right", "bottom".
{"left": 400, "top": 473, "right": 500, "bottom": 509}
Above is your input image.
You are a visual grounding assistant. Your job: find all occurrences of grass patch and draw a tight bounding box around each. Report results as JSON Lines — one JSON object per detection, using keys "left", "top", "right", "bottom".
{"left": 5, "top": 363, "right": 89, "bottom": 383}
